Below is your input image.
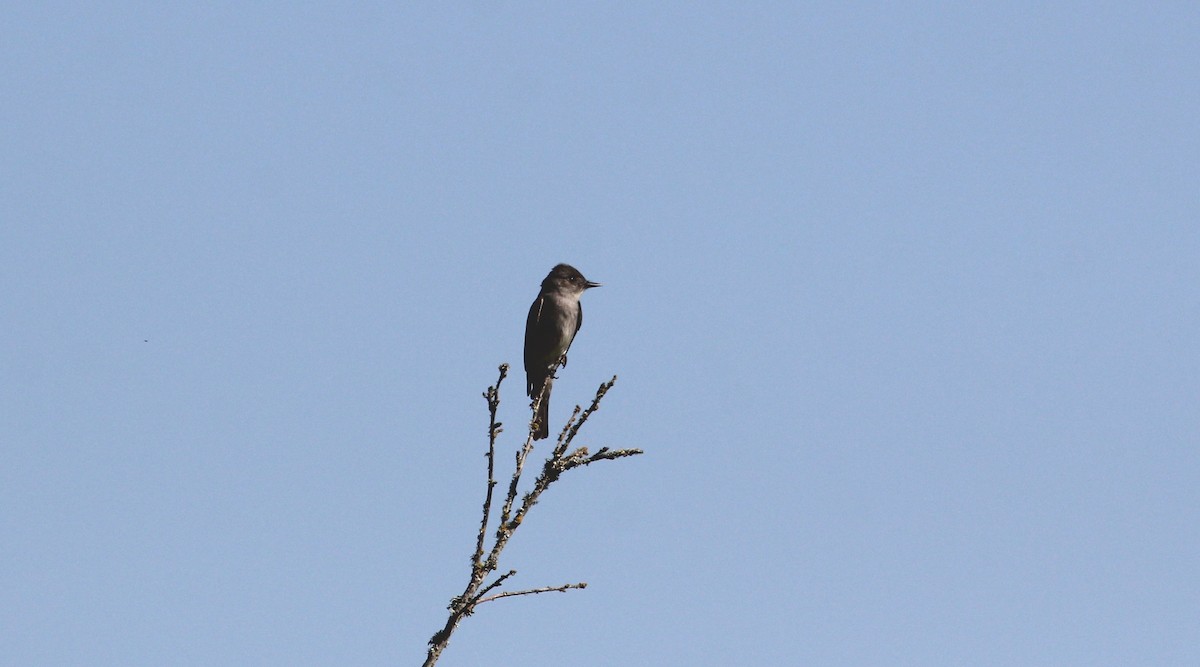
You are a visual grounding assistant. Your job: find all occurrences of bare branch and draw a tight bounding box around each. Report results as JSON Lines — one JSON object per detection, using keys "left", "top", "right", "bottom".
{"left": 474, "top": 569, "right": 518, "bottom": 602}
{"left": 474, "top": 364, "right": 507, "bottom": 567}
{"left": 497, "top": 361, "right": 556, "bottom": 537}
{"left": 580, "top": 446, "right": 645, "bottom": 467}
{"left": 423, "top": 368, "right": 640, "bottom": 667}
{"left": 556, "top": 376, "right": 616, "bottom": 455}
{"left": 477, "top": 582, "right": 588, "bottom": 605}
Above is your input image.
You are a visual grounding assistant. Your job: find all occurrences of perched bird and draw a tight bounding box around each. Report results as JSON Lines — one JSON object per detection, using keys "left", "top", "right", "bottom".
{"left": 524, "top": 264, "right": 601, "bottom": 439}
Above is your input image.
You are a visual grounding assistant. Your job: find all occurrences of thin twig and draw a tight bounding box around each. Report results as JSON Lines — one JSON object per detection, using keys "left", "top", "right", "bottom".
{"left": 477, "top": 582, "right": 587, "bottom": 605}
{"left": 584, "top": 447, "right": 645, "bottom": 464}
{"left": 570, "top": 376, "right": 616, "bottom": 440}
{"left": 474, "top": 364, "right": 507, "bottom": 567}
{"left": 552, "top": 405, "right": 583, "bottom": 458}
{"left": 475, "top": 569, "right": 518, "bottom": 602}
{"left": 493, "top": 359, "right": 559, "bottom": 559}
{"left": 497, "top": 362, "right": 556, "bottom": 533}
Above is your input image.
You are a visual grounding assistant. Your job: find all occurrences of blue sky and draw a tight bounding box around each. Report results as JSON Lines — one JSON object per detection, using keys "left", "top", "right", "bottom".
{"left": 3, "top": 3, "right": 1198, "bottom": 665}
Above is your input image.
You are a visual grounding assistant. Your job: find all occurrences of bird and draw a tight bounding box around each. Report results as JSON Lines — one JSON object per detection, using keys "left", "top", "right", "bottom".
{"left": 524, "top": 263, "right": 601, "bottom": 440}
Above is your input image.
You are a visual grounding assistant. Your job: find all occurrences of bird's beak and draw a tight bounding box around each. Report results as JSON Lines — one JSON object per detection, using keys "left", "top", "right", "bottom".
{"left": 585, "top": 281, "right": 602, "bottom": 289}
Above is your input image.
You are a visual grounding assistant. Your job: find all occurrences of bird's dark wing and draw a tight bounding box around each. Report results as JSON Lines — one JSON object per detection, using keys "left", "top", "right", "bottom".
{"left": 526, "top": 295, "right": 544, "bottom": 329}
{"left": 524, "top": 296, "right": 548, "bottom": 395}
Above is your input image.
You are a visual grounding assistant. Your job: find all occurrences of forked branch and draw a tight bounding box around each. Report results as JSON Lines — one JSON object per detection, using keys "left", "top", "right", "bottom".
{"left": 422, "top": 365, "right": 642, "bottom": 667}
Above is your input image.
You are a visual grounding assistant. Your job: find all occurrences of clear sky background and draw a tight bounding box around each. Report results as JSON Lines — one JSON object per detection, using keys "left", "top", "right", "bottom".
{"left": 3, "top": 3, "right": 1197, "bottom": 666}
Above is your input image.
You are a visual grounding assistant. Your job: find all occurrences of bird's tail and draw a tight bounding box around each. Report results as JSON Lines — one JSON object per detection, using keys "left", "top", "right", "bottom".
{"left": 533, "top": 377, "right": 551, "bottom": 440}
